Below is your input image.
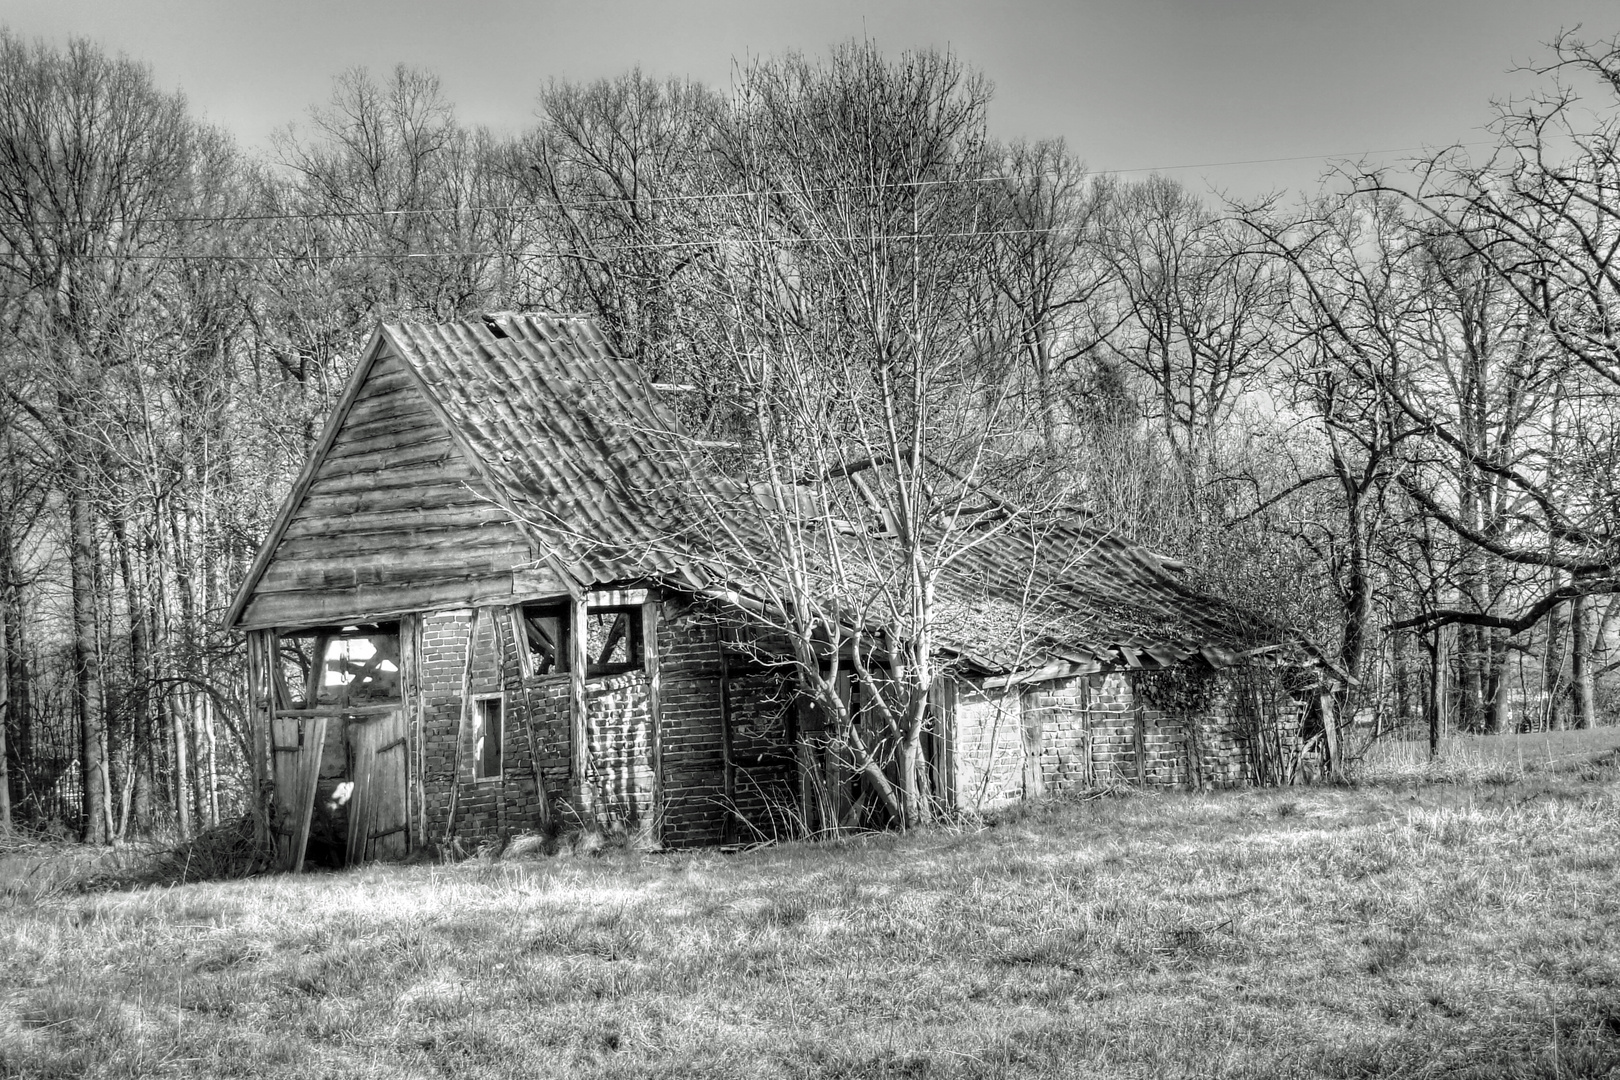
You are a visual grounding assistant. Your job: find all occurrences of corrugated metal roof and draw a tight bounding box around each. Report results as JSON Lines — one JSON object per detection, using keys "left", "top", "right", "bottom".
{"left": 385, "top": 312, "right": 732, "bottom": 590}
{"left": 379, "top": 312, "right": 1286, "bottom": 674}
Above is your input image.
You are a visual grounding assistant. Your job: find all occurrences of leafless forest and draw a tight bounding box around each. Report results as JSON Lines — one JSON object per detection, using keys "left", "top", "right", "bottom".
{"left": 1, "top": 30, "right": 1616, "bottom": 844}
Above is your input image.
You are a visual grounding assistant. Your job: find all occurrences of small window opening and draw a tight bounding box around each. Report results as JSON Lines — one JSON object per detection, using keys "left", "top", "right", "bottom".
{"left": 276, "top": 624, "right": 400, "bottom": 708}
{"left": 519, "top": 603, "right": 570, "bottom": 675}
{"left": 474, "top": 695, "right": 503, "bottom": 781}
{"left": 317, "top": 629, "right": 401, "bottom": 706}
{"left": 585, "top": 606, "right": 644, "bottom": 676}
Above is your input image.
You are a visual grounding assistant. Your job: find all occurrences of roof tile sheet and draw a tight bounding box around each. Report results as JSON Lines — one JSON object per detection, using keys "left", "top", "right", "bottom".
{"left": 384, "top": 313, "right": 1281, "bottom": 673}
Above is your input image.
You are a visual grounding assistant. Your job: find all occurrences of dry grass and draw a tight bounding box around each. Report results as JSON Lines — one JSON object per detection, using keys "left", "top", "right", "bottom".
{"left": 1354, "top": 726, "right": 1620, "bottom": 786}
{"left": 3, "top": 748, "right": 1619, "bottom": 1078}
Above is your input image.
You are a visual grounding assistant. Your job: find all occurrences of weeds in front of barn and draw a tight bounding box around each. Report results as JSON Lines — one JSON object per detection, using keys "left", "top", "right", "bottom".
{"left": 3, "top": 736, "right": 1619, "bottom": 1078}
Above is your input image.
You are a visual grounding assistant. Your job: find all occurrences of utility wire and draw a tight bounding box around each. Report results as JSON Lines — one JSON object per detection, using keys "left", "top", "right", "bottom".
{"left": 52, "top": 225, "right": 1077, "bottom": 262}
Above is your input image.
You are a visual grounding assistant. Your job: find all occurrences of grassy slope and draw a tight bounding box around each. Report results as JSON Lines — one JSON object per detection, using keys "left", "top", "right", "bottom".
{"left": 3, "top": 735, "right": 1620, "bottom": 1079}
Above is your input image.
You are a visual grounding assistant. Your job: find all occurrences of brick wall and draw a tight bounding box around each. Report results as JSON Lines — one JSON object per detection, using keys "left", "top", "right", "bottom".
{"left": 656, "top": 598, "right": 729, "bottom": 848}
{"left": 954, "top": 685, "right": 1024, "bottom": 811}
{"left": 418, "top": 608, "right": 559, "bottom": 847}
{"left": 584, "top": 671, "right": 655, "bottom": 832}
{"left": 1026, "top": 682, "right": 1091, "bottom": 794}
{"left": 950, "top": 668, "right": 1310, "bottom": 809}
{"left": 724, "top": 661, "right": 801, "bottom": 843}
{"left": 1086, "top": 672, "right": 1187, "bottom": 786}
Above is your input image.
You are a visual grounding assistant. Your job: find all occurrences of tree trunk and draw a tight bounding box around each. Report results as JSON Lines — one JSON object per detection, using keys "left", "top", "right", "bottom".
{"left": 895, "top": 726, "right": 933, "bottom": 828}
{"left": 1426, "top": 628, "right": 1444, "bottom": 760}
{"left": 111, "top": 510, "right": 155, "bottom": 838}
{"left": 4, "top": 547, "right": 30, "bottom": 803}
{"left": 1394, "top": 635, "right": 1412, "bottom": 735}
{"left": 67, "top": 460, "right": 111, "bottom": 845}
{"left": 201, "top": 694, "right": 220, "bottom": 827}
{"left": 1458, "top": 624, "right": 1486, "bottom": 733}
{"left": 170, "top": 684, "right": 192, "bottom": 838}
{"left": 0, "top": 593, "right": 11, "bottom": 834}
{"left": 1571, "top": 593, "right": 1596, "bottom": 730}
{"left": 1543, "top": 597, "right": 1569, "bottom": 732}
{"left": 1483, "top": 628, "right": 1508, "bottom": 735}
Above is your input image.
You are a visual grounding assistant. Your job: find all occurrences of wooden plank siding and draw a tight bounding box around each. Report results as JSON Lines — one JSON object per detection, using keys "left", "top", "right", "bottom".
{"left": 238, "top": 347, "right": 541, "bottom": 630}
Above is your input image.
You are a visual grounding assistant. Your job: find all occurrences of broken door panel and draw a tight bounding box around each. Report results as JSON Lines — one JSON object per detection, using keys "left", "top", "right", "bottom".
{"left": 269, "top": 712, "right": 327, "bottom": 873}
{"left": 347, "top": 707, "right": 410, "bottom": 864}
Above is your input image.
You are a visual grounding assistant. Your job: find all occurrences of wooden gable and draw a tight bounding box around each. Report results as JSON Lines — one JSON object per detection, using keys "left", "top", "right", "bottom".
{"left": 234, "top": 340, "right": 542, "bottom": 630}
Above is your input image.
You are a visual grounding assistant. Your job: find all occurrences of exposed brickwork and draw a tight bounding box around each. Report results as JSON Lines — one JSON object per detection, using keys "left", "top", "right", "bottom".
{"left": 418, "top": 609, "right": 552, "bottom": 845}
{"left": 954, "top": 671, "right": 1310, "bottom": 810}
{"left": 403, "top": 600, "right": 1312, "bottom": 850}
{"left": 1026, "top": 682, "right": 1091, "bottom": 794}
{"left": 656, "top": 599, "right": 729, "bottom": 848}
{"left": 724, "top": 661, "right": 800, "bottom": 843}
{"left": 955, "top": 686, "right": 1024, "bottom": 811}
{"left": 584, "top": 671, "right": 655, "bottom": 831}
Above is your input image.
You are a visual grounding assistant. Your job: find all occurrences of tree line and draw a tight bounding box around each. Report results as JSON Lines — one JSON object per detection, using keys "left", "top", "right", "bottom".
{"left": 1, "top": 30, "right": 1616, "bottom": 841}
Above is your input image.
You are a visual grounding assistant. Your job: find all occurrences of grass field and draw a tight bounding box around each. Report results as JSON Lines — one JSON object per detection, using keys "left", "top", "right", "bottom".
{"left": 3, "top": 730, "right": 1619, "bottom": 1079}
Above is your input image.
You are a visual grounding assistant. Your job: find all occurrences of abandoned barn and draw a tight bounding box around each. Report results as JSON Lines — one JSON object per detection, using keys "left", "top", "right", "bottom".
{"left": 226, "top": 313, "right": 1324, "bottom": 870}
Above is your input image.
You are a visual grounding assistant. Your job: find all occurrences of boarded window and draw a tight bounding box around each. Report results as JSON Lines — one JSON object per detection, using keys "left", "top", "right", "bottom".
{"left": 518, "top": 603, "right": 570, "bottom": 675}
{"left": 585, "top": 606, "right": 643, "bottom": 676}
{"left": 474, "top": 695, "right": 503, "bottom": 780}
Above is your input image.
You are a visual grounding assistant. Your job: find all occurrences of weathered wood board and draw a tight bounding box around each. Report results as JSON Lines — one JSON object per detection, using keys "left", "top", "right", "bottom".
{"left": 347, "top": 708, "right": 410, "bottom": 864}
{"left": 270, "top": 712, "right": 327, "bottom": 873}
{"left": 238, "top": 347, "right": 537, "bottom": 630}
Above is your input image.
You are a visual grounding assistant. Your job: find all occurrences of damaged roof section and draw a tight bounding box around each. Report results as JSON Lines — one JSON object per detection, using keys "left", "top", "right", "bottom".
{"left": 385, "top": 313, "right": 732, "bottom": 591}
{"left": 229, "top": 312, "right": 1298, "bottom": 679}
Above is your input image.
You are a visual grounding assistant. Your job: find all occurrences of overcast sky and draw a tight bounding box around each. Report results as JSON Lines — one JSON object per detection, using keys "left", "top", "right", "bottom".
{"left": 3, "top": 0, "right": 1617, "bottom": 202}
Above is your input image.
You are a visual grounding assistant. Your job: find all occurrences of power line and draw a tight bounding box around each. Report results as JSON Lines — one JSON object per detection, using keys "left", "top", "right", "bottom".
{"left": 58, "top": 225, "right": 1077, "bottom": 262}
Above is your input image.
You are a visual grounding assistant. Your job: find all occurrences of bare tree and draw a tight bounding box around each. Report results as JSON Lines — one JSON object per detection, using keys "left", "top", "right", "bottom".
{"left": 514, "top": 71, "right": 724, "bottom": 390}
{"left": 0, "top": 33, "right": 205, "bottom": 842}
{"left": 676, "top": 44, "right": 1078, "bottom": 828}
{"left": 1100, "top": 176, "right": 1285, "bottom": 490}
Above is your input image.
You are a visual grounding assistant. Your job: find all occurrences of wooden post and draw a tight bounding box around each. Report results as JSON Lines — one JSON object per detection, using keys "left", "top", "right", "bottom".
{"left": 509, "top": 607, "right": 554, "bottom": 832}
{"left": 1021, "top": 689, "right": 1045, "bottom": 801}
{"left": 442, "top": 608, "right": 481, "bottom": 846}
{"left": 570, "top": 594, "right": 590, "bottom": 812}
{"left": 245, "top": 630, "right": 271, "bottom": 849}
{"left": 642, "top": 598, "right": 662, "bottom": 847}
{"left": 1080, "top": 677, "right": 1095, "bottom": 787}
{"left": 1318, "top": 688, "right": 1340, "bottom": 776}
{"left": 397, "top": 613, "right": 418, "bottom": 852}
{"left": 717, "top": 636, "right": 736, "bottom": 844}
{"left": 414, "top": 617, "right": 429, "bottom": 848}
{"left": 1133, "top": 700, "right": 1146, "bottom": 785}
{"left": 929, "top": 678, "right": 956, "bottom": 809}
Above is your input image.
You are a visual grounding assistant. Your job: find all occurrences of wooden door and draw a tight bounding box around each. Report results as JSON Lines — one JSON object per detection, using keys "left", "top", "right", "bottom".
{"left": 269, "top": 713, "right": 327, "bottom": 873}
{"left": 1021, "top": 696, "right": 1045, "bottom": 800}
{"left": 346, "top": 708, "right": 410, "bottom": 864}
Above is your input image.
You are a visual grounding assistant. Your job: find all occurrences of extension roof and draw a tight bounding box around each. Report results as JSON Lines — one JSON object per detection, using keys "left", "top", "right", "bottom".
{"left": 226, "top": 313, "right": 1288, "bottom": 678}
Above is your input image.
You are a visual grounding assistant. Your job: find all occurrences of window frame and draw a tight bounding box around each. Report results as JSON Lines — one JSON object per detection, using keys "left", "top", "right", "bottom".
{"left": 472, "top": 692, "right": 504, "bottom": 782}
{"left": 583, "top": 604, "right": 645, "bottom": 677}
{"left": 514, "top": 602, "right": 571, "bottom": 679}
{"left": 275, "top": 622, "right": 402, "bottom": 708}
